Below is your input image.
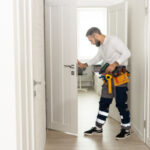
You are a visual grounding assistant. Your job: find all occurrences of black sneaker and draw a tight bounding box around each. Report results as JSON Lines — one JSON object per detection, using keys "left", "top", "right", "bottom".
{"left": 116, "top": 129, "right": 131, "bottom": 139}
{"left": 84, "top": 127, "right": 103, "bottom": 136}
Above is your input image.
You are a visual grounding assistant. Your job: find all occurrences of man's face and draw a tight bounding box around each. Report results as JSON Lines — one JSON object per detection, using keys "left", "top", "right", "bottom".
{"left": 87, "top": 35, "right": 101, "bottom": 47}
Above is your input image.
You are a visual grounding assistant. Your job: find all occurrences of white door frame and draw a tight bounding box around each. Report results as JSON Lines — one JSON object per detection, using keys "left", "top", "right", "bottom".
{"left": 13, "top": 0, "right": 36, "bottom": 149}
{"left": 144, "top": 0, "right": 150, "bottom": 146}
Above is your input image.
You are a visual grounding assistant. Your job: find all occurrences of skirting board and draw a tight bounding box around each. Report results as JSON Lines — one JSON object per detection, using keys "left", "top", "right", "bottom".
{"left": 110, "top": 116, "right": 145, "bottom": 143}
{"left": 147, "top": 139, "right": 150, "bottom": 148}
{"left": 131, "top": 122, "right": 144, "bottom": 142}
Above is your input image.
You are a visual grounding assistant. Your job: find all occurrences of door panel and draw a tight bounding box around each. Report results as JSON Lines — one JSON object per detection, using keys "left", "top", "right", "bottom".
{"left": 108, "top": 12, "right": 117, "bottom": 35}
{"left": 107, "top": 2, "right": 128, "bottom": 122}
{"left": 107, "top": 2, "right": 128, "bottom": 44}
{"left": 45, "top": 0, "right": 77, "bottom": 134}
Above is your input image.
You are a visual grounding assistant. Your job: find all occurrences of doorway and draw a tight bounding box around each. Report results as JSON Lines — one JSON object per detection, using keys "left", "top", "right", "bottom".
{"left": 77, "top": 7, "right": 107, "bottom": 134}
{"left": 45, "top": 1, "right": 128, "bottom": 135}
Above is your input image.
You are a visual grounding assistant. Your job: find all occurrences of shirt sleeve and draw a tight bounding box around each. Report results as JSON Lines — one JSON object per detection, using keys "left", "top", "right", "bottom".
{"left": 113, "top": 37, "right": 131, "bottom": 65}
{"left": 87, "top": 48, "right": 103, "bottom": 66}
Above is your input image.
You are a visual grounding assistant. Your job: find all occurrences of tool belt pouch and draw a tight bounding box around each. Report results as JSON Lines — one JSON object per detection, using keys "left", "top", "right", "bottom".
{"left": 113, "top": 72, "right": 129, "bottom": 86}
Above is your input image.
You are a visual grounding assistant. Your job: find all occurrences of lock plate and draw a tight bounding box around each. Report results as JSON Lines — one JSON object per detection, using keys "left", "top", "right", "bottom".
{"left": 71, "top": 71, "right": 75, "bottom": 75}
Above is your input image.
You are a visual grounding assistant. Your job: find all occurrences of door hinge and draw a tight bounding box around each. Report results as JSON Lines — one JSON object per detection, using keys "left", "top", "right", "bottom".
{"left": 144, "top": 120, "right": 146, "bottom": 128}
{"left": 145, "top": 0, "right": 149, "bottom": 14}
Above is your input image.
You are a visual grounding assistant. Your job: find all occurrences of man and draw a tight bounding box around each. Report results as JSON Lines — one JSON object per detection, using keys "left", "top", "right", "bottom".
{"left": 78, "top": 27, "right": 131, "bottom": 139}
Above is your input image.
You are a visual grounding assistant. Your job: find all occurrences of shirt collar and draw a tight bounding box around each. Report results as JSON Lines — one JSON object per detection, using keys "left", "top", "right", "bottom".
{"left": 102, "top": 36, "right": 108, "bottom": 46}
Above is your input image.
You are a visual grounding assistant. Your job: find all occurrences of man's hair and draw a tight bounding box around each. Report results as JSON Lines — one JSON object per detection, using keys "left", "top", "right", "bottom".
{"left": 86, "top": 27, "right": 102, "bottom": 37}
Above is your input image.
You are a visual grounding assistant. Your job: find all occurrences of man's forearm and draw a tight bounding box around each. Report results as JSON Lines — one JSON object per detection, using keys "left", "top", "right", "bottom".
{"left": 84, "top": 63, "right": 88, "bottom": 67}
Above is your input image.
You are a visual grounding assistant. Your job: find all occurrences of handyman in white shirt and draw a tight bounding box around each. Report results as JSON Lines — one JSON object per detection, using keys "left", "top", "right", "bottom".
{"left": 78, "top": 27, "right": 131, "bottom": 140}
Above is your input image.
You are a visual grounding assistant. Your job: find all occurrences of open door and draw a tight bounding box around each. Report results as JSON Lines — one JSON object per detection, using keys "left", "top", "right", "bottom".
{"left": 45, "top": 0, "right": 78, "bottom": 134}
{"left": 107, "top": 1, "right": 128, "bottom": 44}
{"left": 107, "top": 2, "right": 128, "bottom": 122}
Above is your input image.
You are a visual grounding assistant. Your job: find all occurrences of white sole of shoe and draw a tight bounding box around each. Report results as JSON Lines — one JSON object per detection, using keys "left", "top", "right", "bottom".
{"left": 84, "top": 132, "right": 103, "bottom": 136}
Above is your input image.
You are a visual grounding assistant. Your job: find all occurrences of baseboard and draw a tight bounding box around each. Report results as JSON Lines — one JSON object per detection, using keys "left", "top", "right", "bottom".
{"left": 109, "top": 118, "right": 145, "bottom": 143}
{"left": 146, "top": 138, "right": 150, "bottom": 148}
{"left": 131, "top": 122, "right": 144, "bottom": 142}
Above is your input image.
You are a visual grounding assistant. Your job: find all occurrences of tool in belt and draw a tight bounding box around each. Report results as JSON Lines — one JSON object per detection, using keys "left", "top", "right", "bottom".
{"left": 99, "top": 63, "right": 130, "bottom": 94}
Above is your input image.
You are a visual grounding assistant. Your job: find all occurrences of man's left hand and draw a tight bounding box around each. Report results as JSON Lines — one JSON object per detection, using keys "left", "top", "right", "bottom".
{"left": 105, "top": 62, "right": 119, "bottom": 73}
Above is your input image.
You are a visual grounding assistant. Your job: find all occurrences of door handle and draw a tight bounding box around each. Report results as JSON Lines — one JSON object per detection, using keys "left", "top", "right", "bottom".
{"left": 64, "top": 64, "right": 75, "bottom": 69}
{"left": 33, "top": 80, "right": 42, "bottom": 86}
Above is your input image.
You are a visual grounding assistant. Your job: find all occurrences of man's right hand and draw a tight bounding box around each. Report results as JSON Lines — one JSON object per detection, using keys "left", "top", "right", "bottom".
{"left": 77, "top": 60, "right": 88, "bottom": 69}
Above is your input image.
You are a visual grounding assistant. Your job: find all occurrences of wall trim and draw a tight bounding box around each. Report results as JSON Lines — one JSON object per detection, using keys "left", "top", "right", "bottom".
{"left": 13, "top": 1, "right": 23, "bottom": 149}
{"left": 132, "top": 122, "right": 144, "bottom": 142}
{"left": 144, "top": 0, "right": 150, "bottom": 147}
{"left": 13, "top": 0, "right": 35, "bottom": 149}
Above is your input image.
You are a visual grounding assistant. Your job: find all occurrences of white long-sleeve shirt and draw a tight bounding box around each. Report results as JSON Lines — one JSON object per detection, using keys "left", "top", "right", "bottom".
{"left": 87, "top": 36, "right": 131, "bottom": 66}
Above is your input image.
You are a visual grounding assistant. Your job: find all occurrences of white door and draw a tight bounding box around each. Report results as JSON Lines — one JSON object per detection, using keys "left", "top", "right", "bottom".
{"left": 45, "top": 0, "right": 78, "bottom": 134}
{"left": 32, "top": 0, "right": 46, "bottom": 149}
{"left": 107, "top": 2, "right": 128, "bottom": 122}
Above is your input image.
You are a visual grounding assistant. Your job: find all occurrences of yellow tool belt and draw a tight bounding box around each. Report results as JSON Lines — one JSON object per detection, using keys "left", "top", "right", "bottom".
{"left": 113, "top": 72, "right": 130, "bottom": 86}
{"left": 102, "top": 71, "right": 130, "bottom": 94}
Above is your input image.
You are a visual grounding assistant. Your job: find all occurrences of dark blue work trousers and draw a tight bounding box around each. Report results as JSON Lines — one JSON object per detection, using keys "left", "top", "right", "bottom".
{"left": 96, "top": 83, "right": 131, "bottom": 130}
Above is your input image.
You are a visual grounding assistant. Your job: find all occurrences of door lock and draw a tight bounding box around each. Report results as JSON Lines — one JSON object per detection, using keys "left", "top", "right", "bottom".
{"left": 71, "top": 71, "right": 75, "bottom": 75}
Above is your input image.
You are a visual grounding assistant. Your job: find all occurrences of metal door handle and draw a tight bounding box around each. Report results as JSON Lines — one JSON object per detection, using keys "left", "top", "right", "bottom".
{"left": 33, "top": 80, "right": 42, "bottom": 86}
{"left": 64, "top": 64, "right": 75, "bottom": 69}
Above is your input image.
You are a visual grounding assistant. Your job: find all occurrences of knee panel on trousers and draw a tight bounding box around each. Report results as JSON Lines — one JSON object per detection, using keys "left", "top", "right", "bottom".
{"left": 116, "top": 87, "right": 128, "bottom": 102}
{"left": 99, "top": 97, "right": 113, "bottom": 111}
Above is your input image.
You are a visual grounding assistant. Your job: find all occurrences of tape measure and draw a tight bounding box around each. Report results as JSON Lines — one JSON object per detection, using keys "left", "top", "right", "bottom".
{"left": 105, "top": 74, "right": 112, "bottom": 94}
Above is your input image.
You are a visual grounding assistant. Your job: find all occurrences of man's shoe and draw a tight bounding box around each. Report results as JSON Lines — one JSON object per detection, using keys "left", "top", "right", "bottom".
{"left": 84, "top": 127, "right": 103, "bottom": 136}
{"left": 116, "top": 129, "right": 131, "bottom": 139}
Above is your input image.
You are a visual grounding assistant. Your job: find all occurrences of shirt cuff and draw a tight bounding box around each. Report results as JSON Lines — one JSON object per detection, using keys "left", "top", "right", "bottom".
{"left": 86, "top": 61, "right": 92, "bottom": 66}
{"left": 116, "top": 59, "right": 122, "bottom": 65}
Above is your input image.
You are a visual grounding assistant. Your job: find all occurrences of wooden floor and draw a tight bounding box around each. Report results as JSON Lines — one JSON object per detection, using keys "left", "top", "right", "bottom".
{"left": 45, "top": 89, "right": 150, "bottom": 150}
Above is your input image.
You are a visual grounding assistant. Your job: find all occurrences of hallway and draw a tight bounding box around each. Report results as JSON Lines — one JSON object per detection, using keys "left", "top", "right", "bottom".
{"left": 45, "top": 90, "right": 150, "bottom": 150}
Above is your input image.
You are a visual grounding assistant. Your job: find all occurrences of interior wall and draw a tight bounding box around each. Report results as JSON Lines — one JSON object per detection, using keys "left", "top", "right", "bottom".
{"left": 0, "top": 0, "right": 17, "bottom": 149}
{"left": 127, "top": 0, "right": 146, "bottom": 140}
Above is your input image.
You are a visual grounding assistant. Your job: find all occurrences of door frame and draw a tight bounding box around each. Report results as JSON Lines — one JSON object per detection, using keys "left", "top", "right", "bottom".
{"left": 144, "top": 0, "right": 150, "bottom": 146}
{"left": 13, "top": 0, "right": 36, "bottom": 149}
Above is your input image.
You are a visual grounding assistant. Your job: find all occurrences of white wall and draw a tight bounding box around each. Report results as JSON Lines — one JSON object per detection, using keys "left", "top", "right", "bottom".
{"left": 0, "top": 0, "right": 17, "bottom": 149}
{"left": 127, "top": 0, "right": 146, "bottom": 140}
